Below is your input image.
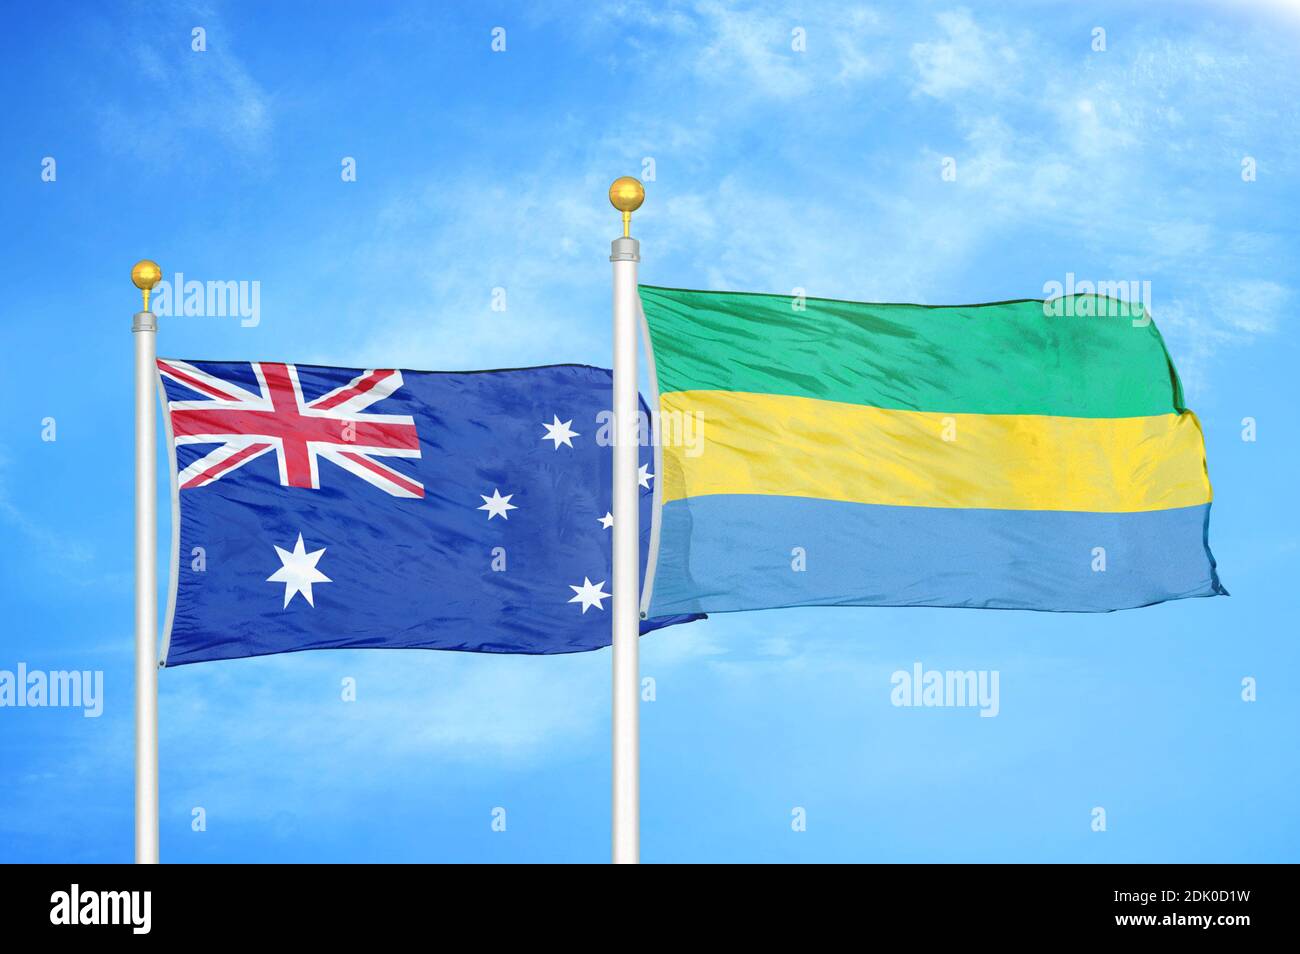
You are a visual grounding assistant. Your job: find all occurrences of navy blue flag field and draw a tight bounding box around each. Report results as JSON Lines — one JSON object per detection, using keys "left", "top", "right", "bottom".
{"left": 156, "top": 359, "right": 699, "bottom": 665}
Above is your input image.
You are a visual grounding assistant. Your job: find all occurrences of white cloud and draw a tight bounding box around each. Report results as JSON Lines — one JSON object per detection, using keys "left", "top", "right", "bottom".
{"left": 0, "top": 451, "right": 129, "bottom": 592}
{"left": 589, "top": 0, "right": 885, "bottom": 100}
{"left": 337, "top": 5, "right": 1294, "bottom": 395}
{"left": 95, "top": 7, "right": 272, "bottom": 165}
{"left": 1156, "top": 279, "right": 1288, "bottom": 394}
{"left": 141, "top": 650, "right": 605, "bottom": 824}
{"left": 910, "top": 8, "right": 1019, "bottom": 99}
{"left": 332, "top": 171, "right": 616, "bottom": 371}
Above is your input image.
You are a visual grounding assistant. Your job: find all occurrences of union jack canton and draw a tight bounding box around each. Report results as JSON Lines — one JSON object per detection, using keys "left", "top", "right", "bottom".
{"left": 159, "top": 359, "right": 423, "bottom": 498}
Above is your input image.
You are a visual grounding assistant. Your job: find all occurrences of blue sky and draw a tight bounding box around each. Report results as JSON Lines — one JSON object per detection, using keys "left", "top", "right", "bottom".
{"left": 2, "top": 0, "right": 1298, "bottom": 862}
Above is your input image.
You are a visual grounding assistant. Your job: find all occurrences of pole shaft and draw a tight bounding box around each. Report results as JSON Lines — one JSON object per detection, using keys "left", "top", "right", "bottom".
{"left": 133, "top": 310, "right": 159, "bottom": 864}
{"left": 610, "top": 237, "right": 640, "bottom": 864}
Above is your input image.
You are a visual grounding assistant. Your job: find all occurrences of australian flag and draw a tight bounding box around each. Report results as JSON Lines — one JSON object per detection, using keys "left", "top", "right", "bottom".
{"left": 156, "top": 359, "right": 699, "bottom": 665}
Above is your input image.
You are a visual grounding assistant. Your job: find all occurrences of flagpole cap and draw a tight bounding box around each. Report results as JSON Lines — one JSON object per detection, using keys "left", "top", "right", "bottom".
{"left": 609, "top": 177, "right": 645, "bottom": 214}
{"left": 609, "top": 177, "right": 644, "bottom": 238}
{"left": 131, "top": 259, "right": 162, "bottom": 313}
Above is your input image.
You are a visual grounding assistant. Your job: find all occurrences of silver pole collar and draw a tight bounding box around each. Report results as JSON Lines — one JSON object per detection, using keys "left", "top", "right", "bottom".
{"left": 610, "top": 237, "right": 640, "bottom": 263}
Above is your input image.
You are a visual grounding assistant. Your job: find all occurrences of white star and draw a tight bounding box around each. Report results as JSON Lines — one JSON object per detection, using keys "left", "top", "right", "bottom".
{"left": 478, "top": 488, "right": 517, "bottom": 520}
{"left": 598, "top": 512, "right": 614, "bottom": 529}
{"left": 541, "top": 415, "right": 580, "bottom": 449}
{"left": 568, "top": 576, "right": 611, "bottom": 614}
{"left": 267, "top": 533, "right": 332, "bottom": 609}
{"left": 638, "top": 464, "right": 654, "bottom": 489}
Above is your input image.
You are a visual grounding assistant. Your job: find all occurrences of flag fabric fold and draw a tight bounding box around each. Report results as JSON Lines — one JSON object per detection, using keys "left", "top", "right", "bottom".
{"left": 158, "top": 359, "right": 698, "bottom": 666}
{"left": 638, "top": 285, "right": 1225, "bottom": 616}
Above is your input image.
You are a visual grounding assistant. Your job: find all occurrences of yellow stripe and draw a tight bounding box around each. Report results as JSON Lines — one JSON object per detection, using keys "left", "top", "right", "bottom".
{"left": 659, "top": 390, "right": 1212, "bottom": 513}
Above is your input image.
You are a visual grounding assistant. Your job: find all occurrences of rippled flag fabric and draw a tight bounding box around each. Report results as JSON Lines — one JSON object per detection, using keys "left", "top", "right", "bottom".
{"left": 638, "top": 286, "right": 1226, "bottom": 616}
{"left": 157, "top": 359, "right": 699, "bottom": 666}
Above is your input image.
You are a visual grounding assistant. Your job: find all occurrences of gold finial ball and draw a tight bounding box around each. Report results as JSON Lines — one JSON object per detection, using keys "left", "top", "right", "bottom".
{"left": 132, "top": 259, "right": 162, "bottom": 291}
{"left": 608, "top": 177, "right": 645, "bottom": 214}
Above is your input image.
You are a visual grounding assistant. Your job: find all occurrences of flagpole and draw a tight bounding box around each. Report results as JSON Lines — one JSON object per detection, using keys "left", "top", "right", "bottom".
{"left": 132, "top": 260, "right": 162, "bottom": 864}
{"left": 609, "top": 177, "right": 644, "bottom": 864}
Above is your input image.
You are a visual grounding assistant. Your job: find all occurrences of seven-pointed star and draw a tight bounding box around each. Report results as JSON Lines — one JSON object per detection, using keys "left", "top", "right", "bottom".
{"left": 478, "top": 488, "right": 518, "bottom": 520}
{"left": 541, "top": 415, "right": 580, "bottom": 449}
{"left": 598, "top": 511, "right": 614, "bottom": 529}
{"left": 267, "top": 533, "right": 332, "bottom": 608}
{"left": 638, "top": 464, "right": 654, "bottom": 489}
{"left": 568, "top": 577, "right": 610, "bottom": 613}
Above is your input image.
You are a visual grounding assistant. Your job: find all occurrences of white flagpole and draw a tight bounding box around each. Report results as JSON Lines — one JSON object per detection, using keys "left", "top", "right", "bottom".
{"left": 132, "top": 260, "right": 162, "bottom": 864}
{"left": 609, "top": 177, "right": 644, "bottom": 864}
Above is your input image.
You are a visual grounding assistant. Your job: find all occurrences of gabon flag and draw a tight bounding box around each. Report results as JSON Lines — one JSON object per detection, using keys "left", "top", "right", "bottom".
{"left": 637, "top": 286, "right": 1225, "bottom": 617}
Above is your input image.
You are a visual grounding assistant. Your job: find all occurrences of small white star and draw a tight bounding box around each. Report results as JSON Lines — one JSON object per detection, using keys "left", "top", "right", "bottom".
{"left": 598, "top": 512, "right": 614, "bottom": 530}
{"left": 568, "top": 577, "right": 611, "bottom": 614}
{"left": 478, "top": 488, "right": 518, "bottom": 520}
{"left": 541, "top": 415, "right": 580, "bottom": 449}
{"left": 267, "top": 533, "right": 332, "bottom": 609}
{"left": 638, "top": 464, "right": 654, "bottom": 489}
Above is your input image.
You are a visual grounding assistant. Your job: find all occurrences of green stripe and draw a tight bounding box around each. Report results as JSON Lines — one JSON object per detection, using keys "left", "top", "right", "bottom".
{"left": 641, "top": 285, "right": 1186, "bottom": 418}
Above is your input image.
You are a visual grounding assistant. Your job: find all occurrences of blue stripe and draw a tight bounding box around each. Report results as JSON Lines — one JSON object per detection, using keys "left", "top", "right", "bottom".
{"left": 647, "top": 496, "right": 1225, "bottom": 616}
